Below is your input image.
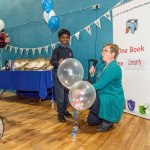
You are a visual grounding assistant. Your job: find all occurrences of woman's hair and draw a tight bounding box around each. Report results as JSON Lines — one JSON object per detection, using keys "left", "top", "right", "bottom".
{"left": 103, "top": 43, "right": 119, "bottom": 59}
{"left": 58, "top": 29, "right": 70, "bottom": 38}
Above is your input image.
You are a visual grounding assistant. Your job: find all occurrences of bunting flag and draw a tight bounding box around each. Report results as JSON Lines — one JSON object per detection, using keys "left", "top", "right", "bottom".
{"left": 4, "top": 45, "right": 8, "bottom": 51}
{"left": 94, "top": 19, "right": 101, "bottom": 28}
{"left": 114, "top": 1, "right": 122, "bottom": 7}
{"left": 104, "top": 11, "right": 111, "bottom": 21}
{"left": 32, "top": 48, "right": 36, "bottom": 56}
{"left": 38, "top": 47, "right": 42, "bottom": 55}
{"left": 5, "top": 0, "right": 123, "bottom": 58}
{"left": 51, "top": 43, "right": 56, "bottom": 49}
{"left": 84, "top": 25, "right": 91, "bottom": 35}
{"left": 75, "top": 32, "right": 80, "bottom": 40}
{"left": 10, "top": 47, "right": 13, "bottom": 53}
{"left": 69, "top": 36, "right": 72, "bottom": 46}
{"left": 20, "top": 48, "right": 23, "bottom": 55}
{"left": 26, "top": 48, "right": 29, "bottom": 55}
{"left": 9, "top": 46, "right": 11, "bottom": 52}
{"left": 121, "top": 0, "right": 124, "bottom": 4}
{"left": 45, "top": 46, "right": 49, "bottom": 54}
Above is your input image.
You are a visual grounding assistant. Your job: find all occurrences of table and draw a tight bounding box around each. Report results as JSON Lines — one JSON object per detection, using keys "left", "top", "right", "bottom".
{"left": 0, "top": 70, "right": 53, "bottom": 99}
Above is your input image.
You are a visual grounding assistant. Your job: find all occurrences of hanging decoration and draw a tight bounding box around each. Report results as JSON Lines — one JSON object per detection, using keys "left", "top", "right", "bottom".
{"left": 0, "top": 19, "right": 5, "bottom": 31}
{"left": 42, "top": 0, "right": 60, "bottom": 33}
{"left": 38, "top": 47, "right": 42, "bottom": 54}
{"left": 0, "top": 32, "right": 10, "bottom": 48}
{"left": 42, "top": 0, "right": 54, "bottom": 13}
{"left": 19, "top": 48, "right": 23, "bottom": 54}
{"left": 104, "top": 11, "right": 111, "bottom": 21}
{"left": 5, "top": 0, "right": 123, "bottom": 57}
{"left": 84, "top": 25, "right": 91, "bottom": 35}
{"left": 20, "top": 48, "right": 23, "bottom": 55}
{"left": 115, "top": 1, "right": 122, "bottom": 7}
{"left": 94, "top": 19, "right": 101, "bottom": 28}
{"left": 75, "top": 32, "right": 80, "bottom": 40}
{"left": 0, "top": 20, "right": 10, "bottom": 48}
{"left": 69, "top": 36, "right": 72, "bottom": 46}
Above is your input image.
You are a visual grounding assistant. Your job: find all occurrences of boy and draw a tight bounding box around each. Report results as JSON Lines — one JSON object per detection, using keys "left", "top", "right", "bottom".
{"left": 50, "top": 29, "right": 74, "bottom": 122}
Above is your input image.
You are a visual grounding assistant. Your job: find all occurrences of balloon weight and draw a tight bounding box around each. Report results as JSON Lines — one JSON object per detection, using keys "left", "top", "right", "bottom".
{"left": 0, "top": 117, "right": 4, "bottom": 139}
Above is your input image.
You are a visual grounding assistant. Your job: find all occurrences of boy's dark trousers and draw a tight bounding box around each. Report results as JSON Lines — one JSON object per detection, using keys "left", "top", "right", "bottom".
{"left": 53, "top": 71, "right": 69, "bottom": 115}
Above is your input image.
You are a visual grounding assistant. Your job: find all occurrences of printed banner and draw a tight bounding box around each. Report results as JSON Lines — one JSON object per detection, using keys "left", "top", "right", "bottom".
{"left": 112, "top": 0, "right": 150, "bottom": 119}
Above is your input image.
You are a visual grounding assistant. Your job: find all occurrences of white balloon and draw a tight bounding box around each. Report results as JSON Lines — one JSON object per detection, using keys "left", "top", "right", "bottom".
{"left": 43, "top": 10, "right": 56, "bottom": 24}
{"left": 49, "top": 10, "right": 56, "bottom": 19}
{"left": 43, "top": 11, "right": 49, "bottom": 23}
{"left": 0, "top": 19, "right": 5, "bottom": 31}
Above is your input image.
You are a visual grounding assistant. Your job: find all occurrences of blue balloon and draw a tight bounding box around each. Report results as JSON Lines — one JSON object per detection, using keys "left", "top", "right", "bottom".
{"left": 48, "top": 16, "right": 60, "bottom": 32}
{"left": 42, "top": 0, "right": 54, "bottom": 13}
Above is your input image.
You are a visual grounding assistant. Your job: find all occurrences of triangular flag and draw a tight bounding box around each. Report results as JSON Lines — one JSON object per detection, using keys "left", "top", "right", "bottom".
{"left": 4, "top": 45, "right": 8, "bottom": 51}
{"left": 45, "top": 46, "right": 49, "bottom": 54}
{"left": 51, "top": 44, "right": 56, "bottom": 49}
{"left": 26, "top": 48, "right": 29, "bottom": 55}
{"left": 38, "top": 47, "right": 42, "bottom": 55}
{"left": 114, "top": 1, "right": 122, "bottom": 7}
{"left": 69, "top": 36, "right": 72, "bottom": 46}
{"left": 75, "top": 32, "right": 80, "bottom": 40}
{"left": 94, "top": 19, "right": 101, "bottom": 28}
{"left": 13, "top": 47, "right": 16, "bottom": 53}
{"left": 104, "top": 11, "right": 111, "bottom": 21}
{"left": 84, "top": 25, "right": 91, "bottom": 35}
{"left": 10, "top": 46, "right": 13, "bottom": 52}
{"left": 6, "top": 44, "right": 10, "bottom": 48}
{"left": 20, "top": 48, "right": 23, "bottom": 55}
{"left": 32, "top": 48, "right": 36, "bottom": 56}
{"left": 2, "top": 45, "right": 6, "bottom": 51}
{"left": 7, "top": 45, "right": 9, "bottom": 50}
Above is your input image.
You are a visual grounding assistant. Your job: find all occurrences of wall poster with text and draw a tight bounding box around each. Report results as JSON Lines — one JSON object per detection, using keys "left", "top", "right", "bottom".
{"left": 112, "top": 0, "right": 150, "bottom": 120}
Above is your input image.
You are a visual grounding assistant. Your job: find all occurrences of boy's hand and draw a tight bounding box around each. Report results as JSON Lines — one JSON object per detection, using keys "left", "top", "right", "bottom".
{"left": 59, "top": 58, "right": 64, "bottom": 64}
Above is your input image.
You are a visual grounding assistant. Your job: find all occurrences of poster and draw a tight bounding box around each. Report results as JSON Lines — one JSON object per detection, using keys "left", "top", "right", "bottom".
{"left": 112, "top": 0, "right": 150, "bottom": 119}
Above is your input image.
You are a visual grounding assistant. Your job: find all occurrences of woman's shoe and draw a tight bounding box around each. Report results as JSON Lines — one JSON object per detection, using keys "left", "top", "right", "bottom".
{"left": 96, "top": 121, "right": 113, "bottom": 132}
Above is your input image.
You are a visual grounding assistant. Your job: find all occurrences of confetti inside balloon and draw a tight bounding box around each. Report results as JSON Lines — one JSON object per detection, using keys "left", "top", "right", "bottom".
{"left": 69, "top": 81, "right": 96, "bottom": 110}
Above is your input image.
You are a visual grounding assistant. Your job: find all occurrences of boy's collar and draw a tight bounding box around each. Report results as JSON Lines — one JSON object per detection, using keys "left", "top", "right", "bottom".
{"left": 58, "top": 43, "right": 69, "bottom": 48}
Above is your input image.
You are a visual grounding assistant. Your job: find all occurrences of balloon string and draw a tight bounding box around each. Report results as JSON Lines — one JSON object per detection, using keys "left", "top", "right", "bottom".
{"left": 50, "top": 31, "right": 54, "bottom": 106}
{"left": 74, "top": 109, "right": 77, "bottom": 126}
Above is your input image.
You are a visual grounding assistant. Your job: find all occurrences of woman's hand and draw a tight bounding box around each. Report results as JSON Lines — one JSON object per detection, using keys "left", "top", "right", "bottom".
{"left": 89, "top": 66, "right": 96, "bottom": 76}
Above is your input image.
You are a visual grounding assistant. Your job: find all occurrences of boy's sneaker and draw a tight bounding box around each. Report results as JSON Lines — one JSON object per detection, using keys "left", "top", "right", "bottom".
{"left": 57, "top": 114, "right": 66, "bottom": 122}
{"left": 63, "top": 110, "right": 72, "bottom": 118}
